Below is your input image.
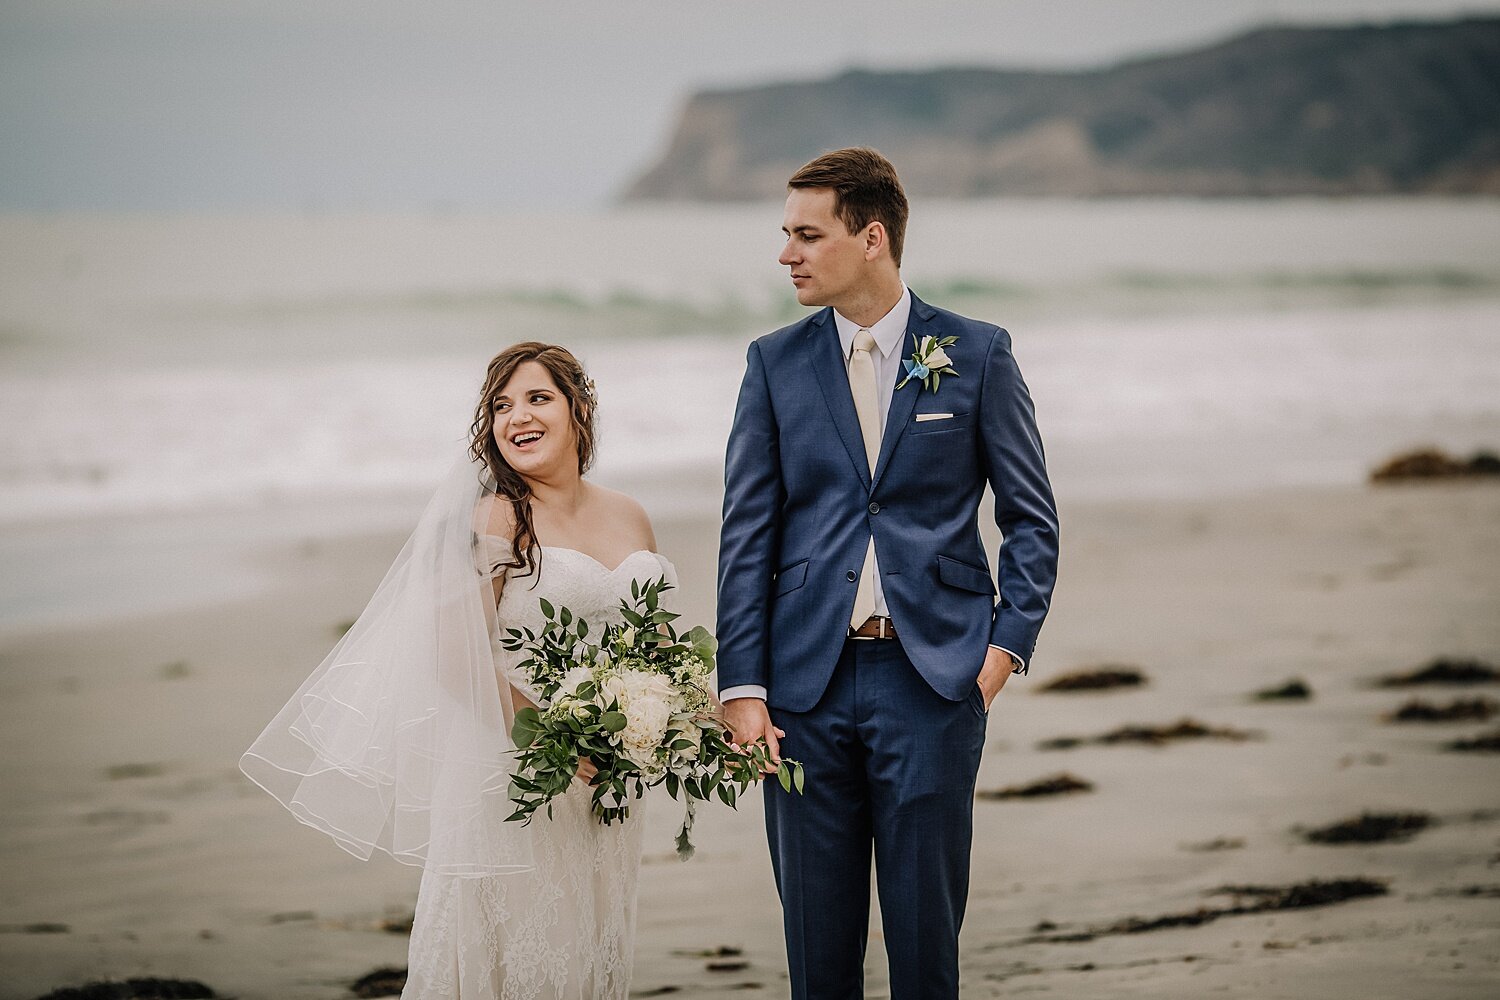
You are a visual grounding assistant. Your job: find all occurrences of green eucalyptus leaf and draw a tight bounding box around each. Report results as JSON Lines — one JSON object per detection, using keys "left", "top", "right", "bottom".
{"left": 511, "top": 707, "right": 542, "bottom": 747}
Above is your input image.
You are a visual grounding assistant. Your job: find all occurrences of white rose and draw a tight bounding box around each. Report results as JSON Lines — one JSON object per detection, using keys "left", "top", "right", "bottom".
{"left": 598, "top": 673, "right": 627, "bottom": 708}
{"left": 557, "top": 665, "right": 593, "bottom": 700}
{"left": 925, "top": 346, "right": 951, "bottom": 370}
{"left": 670, "top": 719, "right": 702, "bottom": 762}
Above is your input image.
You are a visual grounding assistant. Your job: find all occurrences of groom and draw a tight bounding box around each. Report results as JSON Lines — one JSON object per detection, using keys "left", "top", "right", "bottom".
{"left": 717, "top": 148, "right": 1059, "bottom": 999}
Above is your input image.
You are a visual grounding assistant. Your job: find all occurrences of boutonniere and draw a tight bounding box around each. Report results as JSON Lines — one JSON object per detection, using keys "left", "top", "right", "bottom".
{"left": 895, "top": 335, "right": 959, "bottom": 392}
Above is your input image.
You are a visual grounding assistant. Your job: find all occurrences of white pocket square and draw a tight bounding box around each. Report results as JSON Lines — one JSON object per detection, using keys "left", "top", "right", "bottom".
{"left": 914, "top": 412, "right": 955, "bottom": 422}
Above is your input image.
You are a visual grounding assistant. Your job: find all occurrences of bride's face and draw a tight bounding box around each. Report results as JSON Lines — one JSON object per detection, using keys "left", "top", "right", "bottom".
{"left": 492, "top": 361, "right": 580, "bottom": 479}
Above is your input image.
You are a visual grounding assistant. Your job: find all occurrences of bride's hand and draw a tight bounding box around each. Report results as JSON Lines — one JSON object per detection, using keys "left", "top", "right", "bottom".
{"left": 575, "top": 757, "right": 599, "bottom": 784}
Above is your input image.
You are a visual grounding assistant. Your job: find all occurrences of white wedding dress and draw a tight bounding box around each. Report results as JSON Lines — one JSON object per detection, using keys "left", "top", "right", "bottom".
{"left": 401, "top": 543, "right": 678, "bottom": 1000}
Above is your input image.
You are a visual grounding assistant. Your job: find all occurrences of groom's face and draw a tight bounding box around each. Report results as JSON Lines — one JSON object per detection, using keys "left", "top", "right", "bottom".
{"left": 780, "top": 187, "right": 869, "bottom": 310}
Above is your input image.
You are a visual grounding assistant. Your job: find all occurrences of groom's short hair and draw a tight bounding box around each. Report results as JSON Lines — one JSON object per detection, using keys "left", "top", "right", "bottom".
{"left": 788, "top": 147, "right": 909, "bottom": 267}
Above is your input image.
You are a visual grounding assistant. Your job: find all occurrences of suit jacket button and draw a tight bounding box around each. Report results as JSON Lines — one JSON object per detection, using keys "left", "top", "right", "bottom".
{"left": 846, "top": 570, "right": 857, "bottom": 582}
{"left": 868, "top": 502, "right": 881, "bottom": 514}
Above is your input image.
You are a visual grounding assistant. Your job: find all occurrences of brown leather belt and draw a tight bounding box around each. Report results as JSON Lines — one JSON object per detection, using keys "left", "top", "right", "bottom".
{"left": 849, "top": 615, "right": 898, "bottom": 640}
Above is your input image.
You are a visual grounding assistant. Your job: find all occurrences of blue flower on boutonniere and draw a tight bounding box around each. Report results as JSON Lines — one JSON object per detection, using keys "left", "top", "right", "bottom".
{"left": 895, "top": 334, "right": 959, "bottom": 392}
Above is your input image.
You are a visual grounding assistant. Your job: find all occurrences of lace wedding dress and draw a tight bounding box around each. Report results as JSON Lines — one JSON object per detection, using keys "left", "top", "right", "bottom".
{"left": 401, "top": 543, "right": 678, "bottom": 1000}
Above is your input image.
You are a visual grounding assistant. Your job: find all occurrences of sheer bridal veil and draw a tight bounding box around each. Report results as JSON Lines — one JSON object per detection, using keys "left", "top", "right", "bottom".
{"left": 240, "top": 451, "right": 534, "bottom": 877}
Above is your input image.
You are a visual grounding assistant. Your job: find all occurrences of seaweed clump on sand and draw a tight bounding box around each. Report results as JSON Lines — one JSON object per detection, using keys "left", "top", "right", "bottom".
{"left": 351, "top": 968, "right": 406, "bottom": 999}
{"left": 1028, "top": 878, "right": 1388, "bottom": 943}
{"left": 1377, "top": 658, "right": 1500, "bottom": 687}
{"left": 1180, "top": 836, "right": 1246, "bottom": 852}
{"left": 1370, "top": 448, "right": 1500, "bottom": 482}
{"left": 1386, "top": 697, "right": 1498, "bottom": 723}
{"left": 977, "top": 773, "right": 1093, "bottom": 800}
{"left": 1253, "top": 678, "right": 1312, "bottom": 701}
{"left": 1303, "top": 811, "right": 1432, "bottom": 845}
{"left": 378, "top": 912, "right": 414, "bottom": 934}
{"left": 1038, "top": 718, "right": 1258, "bottom": 750}
{"left": 31, "top": 980, "right": 217, "bottom": 1000}
{"left": 1037, "top": 666, "right": 1146, "bottom": 692}
{"left": 1446, "top": 729, "right": 1500, "bottom": 753}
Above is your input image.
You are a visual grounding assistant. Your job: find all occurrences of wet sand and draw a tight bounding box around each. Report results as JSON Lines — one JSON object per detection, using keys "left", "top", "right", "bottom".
{"left": 1, "top": 482, "right": 1498, "bottom": 998}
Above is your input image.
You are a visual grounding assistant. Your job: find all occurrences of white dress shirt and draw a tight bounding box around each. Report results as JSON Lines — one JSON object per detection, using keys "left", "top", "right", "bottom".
{"left": 721, "top": 285, "right": 1021, "bottom": 704}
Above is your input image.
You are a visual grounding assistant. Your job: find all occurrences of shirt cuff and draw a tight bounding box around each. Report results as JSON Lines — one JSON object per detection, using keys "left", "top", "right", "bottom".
{"left": 990, "top": 644, "right": 1027, "bottom": 675}
{"left": 720, "top": 684, "right": 768, "bottom": 702}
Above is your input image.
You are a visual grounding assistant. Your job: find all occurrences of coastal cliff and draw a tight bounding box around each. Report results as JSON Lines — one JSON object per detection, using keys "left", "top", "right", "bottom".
{"left": 623, "top": 18, "right": 1500, "bottom": 200}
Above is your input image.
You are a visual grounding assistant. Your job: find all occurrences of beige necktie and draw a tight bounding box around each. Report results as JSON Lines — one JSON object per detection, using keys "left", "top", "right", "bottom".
{"left": 848, "top": 328, "right": 880, "bottom": 628}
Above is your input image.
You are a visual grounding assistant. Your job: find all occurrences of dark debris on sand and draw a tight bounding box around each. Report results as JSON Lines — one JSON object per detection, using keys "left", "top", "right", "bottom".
{"left": 977, "top": 773, "right": 1094, "bottom": 800}
{"left": 379, "top": 913, "right": 414, "bottom": 934}
{"left": 1037, "top": 667, "right": 1146, "bottom": 693}
{"left": 1434, "top": 884, "right": 1500, "bottom": 898}
{"left": 1446, "top": 729, "right": 1500, "bottom": 752}
{"left": 1378, "top": 658, "right": 1500, "bottom": 687}
{"left": 1253, "top": 678, "right": 1312, "bottom": 701}
{"left": 351, "top": 967, "right": 406, "bottom": 998}
{"left": 671, "top": 946, "right": 743, "bottom": 958}
{"left": 1370, "top": 447, "right": 1500, "bottom": 482}
{"left": 1387, "top": 697, "right": 1498, "bottom": 723}
{"left": 1180, "top": 836, "right": 1245, "bottom": 852}
{"left": 31, "top": 980, "right": 217, "bottom": 1000}
{"left": 1038, "top": 718, "right": 1258, "bottom": 751}
{"left": 1303, "top": 811, "right": 1432, "bottom": 845}
{"left": 1028, "top": 878, "right": 1388, "bottom": 944}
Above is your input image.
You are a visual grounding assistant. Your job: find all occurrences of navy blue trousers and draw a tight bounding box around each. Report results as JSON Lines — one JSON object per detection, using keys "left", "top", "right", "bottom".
{"left": 764, "top": 638, "right": 989, "bottom": 1000}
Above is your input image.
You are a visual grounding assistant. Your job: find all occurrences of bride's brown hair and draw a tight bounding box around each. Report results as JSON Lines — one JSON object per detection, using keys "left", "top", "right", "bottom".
{"left": 469, "top": 342, "right": 597, "bottom": 580}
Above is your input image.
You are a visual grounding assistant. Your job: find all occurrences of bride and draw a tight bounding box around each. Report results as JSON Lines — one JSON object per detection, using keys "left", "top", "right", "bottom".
{"left": 241, "top": 342, "right": 674, "bottom": 999}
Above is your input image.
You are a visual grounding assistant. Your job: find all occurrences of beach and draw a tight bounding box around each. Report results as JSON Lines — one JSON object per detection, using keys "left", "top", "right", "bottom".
{"left": 2, "top": 201, "right": 1499, "bottom": 997}
{"left": 1, "top": 480, "right": 1496, "bottom": 999}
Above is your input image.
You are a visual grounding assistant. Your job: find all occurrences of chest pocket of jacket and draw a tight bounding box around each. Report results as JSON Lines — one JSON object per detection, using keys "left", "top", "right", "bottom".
{"left": 909, "top": 411, "right": 973, "bottom": 435}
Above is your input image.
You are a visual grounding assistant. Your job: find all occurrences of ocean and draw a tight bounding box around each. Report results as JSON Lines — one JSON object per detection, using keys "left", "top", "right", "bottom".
{"left": 3, "top": 199, "right": 1498, "bottom": 631}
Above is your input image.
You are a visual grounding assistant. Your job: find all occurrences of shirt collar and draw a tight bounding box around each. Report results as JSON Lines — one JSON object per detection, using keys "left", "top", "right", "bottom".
{"left": 834, "top": 283, "right": 911, "bottom": 361}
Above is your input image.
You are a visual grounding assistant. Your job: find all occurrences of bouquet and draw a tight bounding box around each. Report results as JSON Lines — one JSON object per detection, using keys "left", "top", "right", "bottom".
{"left": 499, "top": 576, "right": 805, "bottom": 859}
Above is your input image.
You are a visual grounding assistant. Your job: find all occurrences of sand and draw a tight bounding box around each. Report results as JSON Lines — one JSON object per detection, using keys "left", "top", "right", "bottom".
{"left": 1, "top": 482, "right": 1498, "bottom": 999}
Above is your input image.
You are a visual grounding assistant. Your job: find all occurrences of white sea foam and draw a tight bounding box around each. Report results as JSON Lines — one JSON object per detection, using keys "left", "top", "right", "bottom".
{"left": 2, "top": 202, "right": 1498, "bottom": 525}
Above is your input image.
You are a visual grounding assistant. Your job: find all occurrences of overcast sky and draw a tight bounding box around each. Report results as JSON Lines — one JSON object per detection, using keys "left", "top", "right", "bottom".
{"left": 2, "top": 0, "right": 1494, "bottom": 211}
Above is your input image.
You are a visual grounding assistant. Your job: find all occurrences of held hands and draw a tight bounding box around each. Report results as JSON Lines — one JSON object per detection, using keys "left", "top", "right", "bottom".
{"left": 975, "top": 645, "right": 1015, "bottom": 712}
{"left": 723, "top": 697, "right": 787, "bottom": 775}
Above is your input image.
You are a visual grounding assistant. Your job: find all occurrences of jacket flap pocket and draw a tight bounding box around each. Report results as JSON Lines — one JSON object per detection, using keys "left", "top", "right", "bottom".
{"left": 937, "top": 555, "right": 996, "bottom": 595}
{"left": 774, "top": 559, "right": 809, "bottom": 596}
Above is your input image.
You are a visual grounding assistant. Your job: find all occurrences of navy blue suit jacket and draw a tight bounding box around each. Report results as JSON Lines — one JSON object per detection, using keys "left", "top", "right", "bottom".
{"left": 717, "top": 292, "right": 1060, "bottom": 713}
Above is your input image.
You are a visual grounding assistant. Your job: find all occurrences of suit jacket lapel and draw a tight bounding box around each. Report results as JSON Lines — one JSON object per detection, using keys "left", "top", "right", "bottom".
{"left": 807, "top": 308, "right": 872, "bottom": 488}
{"left": 871, "top": 293, "right": 938, "bottom": 490}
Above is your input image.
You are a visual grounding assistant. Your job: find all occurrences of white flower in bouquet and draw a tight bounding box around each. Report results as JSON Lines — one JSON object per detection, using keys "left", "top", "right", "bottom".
{"left": 669, "top": 717, "right": 702, "bottom": 763}
{"left": 616, "top": 668, "right": 675, "bottom": 770}
{"left": 557, "top": 664, "right": 594, "bottom": 700}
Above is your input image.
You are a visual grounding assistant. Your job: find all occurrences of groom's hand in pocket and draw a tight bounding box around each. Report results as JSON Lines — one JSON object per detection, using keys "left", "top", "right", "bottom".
{"left": 976, "top": 646, "right": 1015, "bottom": 711}
{"left": 724, "top": 698, "right": 785, "bottom": 774}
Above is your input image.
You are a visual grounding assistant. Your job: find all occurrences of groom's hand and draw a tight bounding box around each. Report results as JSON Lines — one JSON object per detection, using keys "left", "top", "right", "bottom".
{"left": 976, "top": 646, "right": 1015, "bottom": 711}
{"left": 724, "top": 697, "right": 785, "bottom": 774}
